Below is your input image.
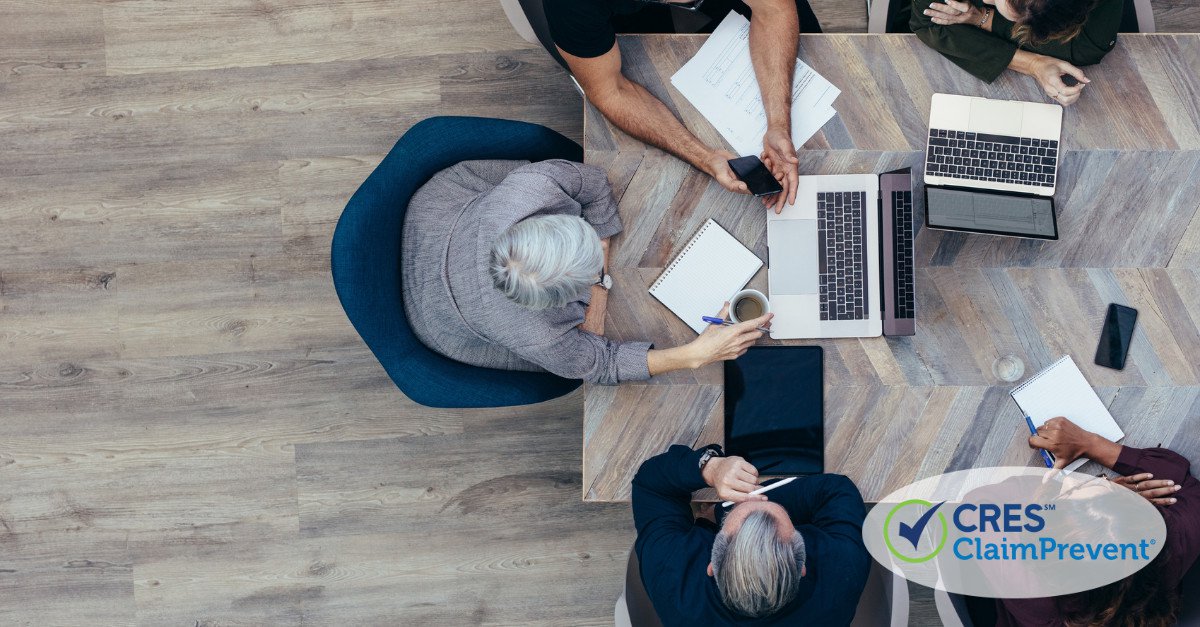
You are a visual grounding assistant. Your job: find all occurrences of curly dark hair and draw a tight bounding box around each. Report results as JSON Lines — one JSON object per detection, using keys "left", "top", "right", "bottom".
{"left": 1061, "top": 545, "right": 1178, "bottom": 627}
{"left": 1007, "top": 0, "right": 1101, "bottom": 45}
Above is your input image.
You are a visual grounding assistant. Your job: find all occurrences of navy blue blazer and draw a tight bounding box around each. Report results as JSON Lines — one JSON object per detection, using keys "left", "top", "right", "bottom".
{"left": 631, "top": 445, "right": 871, "bottom": 626}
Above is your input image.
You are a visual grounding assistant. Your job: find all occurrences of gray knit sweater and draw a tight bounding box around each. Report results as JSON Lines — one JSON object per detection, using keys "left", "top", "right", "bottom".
{"left": 401, "top": 159, "right": 652, "bottom": 385}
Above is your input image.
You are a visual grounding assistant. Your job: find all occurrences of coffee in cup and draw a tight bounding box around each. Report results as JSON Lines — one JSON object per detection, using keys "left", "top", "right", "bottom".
{"left": 729, "top": 289, "right": 770, "bottom": 323}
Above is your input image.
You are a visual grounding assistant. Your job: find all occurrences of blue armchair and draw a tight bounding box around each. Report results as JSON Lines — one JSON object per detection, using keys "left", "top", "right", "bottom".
{"left": 330, "top": 116, "right": 585, "bottom": 408}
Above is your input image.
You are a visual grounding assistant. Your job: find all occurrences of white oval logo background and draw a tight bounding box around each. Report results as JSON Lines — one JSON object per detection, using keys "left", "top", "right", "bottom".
{"left": 862, "top": 467, "right": 1167, "bottom": 598}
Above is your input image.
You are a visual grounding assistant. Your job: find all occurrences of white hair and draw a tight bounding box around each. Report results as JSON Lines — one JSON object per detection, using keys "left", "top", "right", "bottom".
{"left": 711, "top": 510, "right": 806, "bottom": 618}
{"left": 490, "top": 214, "right": 603, "bottom": 310}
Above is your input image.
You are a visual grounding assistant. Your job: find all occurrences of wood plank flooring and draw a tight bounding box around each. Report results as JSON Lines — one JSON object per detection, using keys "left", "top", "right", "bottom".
{"left": 1, "top": 1, "right": 1197, "bottom": 624}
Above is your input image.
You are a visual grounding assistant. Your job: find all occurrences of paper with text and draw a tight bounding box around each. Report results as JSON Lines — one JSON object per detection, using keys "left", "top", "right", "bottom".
{"left": 670, "top": 12, "right": 840, "bottom": 157}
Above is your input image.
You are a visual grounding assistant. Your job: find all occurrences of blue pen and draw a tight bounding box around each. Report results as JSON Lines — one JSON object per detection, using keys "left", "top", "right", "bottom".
{"left": 702, "top": 316, "right": 770, "bottom": 333}
{"left": 1025, "top": 416, "right": 1055, "bottom": 468}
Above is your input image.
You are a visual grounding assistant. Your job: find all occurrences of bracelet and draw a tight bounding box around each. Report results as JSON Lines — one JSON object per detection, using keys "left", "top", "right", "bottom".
{"left": 978, "top": 8, "right": 992, "bottom": 28}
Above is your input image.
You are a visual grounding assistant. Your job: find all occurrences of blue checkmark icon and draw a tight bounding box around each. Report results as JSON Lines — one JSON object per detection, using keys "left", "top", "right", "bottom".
{"left": 897, "top": 501, "right": 946, "bottom": 551}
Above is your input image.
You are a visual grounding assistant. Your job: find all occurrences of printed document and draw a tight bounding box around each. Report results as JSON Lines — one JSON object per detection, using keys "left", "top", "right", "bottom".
{"left": 670, "top": 12, "right": 840, "bottom": 157}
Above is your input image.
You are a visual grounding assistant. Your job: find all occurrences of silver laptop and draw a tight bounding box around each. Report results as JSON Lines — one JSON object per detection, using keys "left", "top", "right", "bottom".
{"left": 925, "top": 93, "right": 1063, "bottom": 197}
{"left": 766, "top": 170, "right": 916, "bottom": 340}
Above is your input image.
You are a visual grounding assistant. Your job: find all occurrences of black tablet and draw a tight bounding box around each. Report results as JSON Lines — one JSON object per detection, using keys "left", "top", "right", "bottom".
{"left": 723, "top": 346, "right": 824, "bottom": 476}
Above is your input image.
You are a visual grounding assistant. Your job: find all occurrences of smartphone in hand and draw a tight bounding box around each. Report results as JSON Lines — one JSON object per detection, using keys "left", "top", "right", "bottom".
{"left": 727, "top": 156, "right": 784, "bottom": 197}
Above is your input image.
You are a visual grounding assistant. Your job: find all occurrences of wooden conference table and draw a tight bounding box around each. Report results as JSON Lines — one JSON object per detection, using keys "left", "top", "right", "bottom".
{"left": 581, "top": 33, "right": 1200, "bottom": 503}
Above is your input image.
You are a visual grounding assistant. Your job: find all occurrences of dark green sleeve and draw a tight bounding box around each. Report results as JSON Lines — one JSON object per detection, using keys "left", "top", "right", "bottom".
{"left": 910, "top": 0, "right": 1017, "bottom": 83}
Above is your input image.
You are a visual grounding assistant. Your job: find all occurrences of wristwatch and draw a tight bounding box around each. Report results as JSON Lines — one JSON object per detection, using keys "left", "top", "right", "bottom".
{"left": 698, "top": 446, "right": 722, "bottom": 471}
{"left": 595, "top": 272, "right": 613, "bottom": 290}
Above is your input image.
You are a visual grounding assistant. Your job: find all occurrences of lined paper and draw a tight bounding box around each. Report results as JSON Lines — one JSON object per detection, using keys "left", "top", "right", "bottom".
{"left": 1011, "top": 355, "right": 1125, "bottom": 471}
{"left": 650, "top": 219, "right": 763, "bottom": 334}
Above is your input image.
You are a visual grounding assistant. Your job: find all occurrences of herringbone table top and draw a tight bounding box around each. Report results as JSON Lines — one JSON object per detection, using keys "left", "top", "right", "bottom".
{"left": 583, "top": 33, "right": 1200, "bottom": 502}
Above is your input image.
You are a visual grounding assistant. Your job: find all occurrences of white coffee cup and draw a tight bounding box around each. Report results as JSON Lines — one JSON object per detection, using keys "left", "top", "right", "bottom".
{"left": 728, "top": 289, "right": 771, "bottom": 323}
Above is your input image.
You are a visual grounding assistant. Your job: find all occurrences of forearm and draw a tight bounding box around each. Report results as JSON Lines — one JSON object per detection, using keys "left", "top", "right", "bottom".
{"left": 1008, "top": 49, "right": 1044, "bottom": 77}
{"left": 647, "top": 344, "right": 700, "bottom": 376}
{"left": 748, "top": 0, "right": 798, "bottom": 131}
{"left": 632, "top": 445, "right": 711, "bottom": 533}
{"left": 579, "top": 286, "right": 607, "bottom": 336}
{"left": 1084, "top": 432, "right": 1123, "bottom": 468}
{"left": 592, "top": 78, "right": 714, "bottom": 174}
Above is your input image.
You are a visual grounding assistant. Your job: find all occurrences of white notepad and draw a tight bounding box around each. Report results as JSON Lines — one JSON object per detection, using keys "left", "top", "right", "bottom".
{"left": 649, "top": 219, "right": 763, "bottom": 334}
{"left": 1010, "top": 355, "right": 1125, "bottom": 471}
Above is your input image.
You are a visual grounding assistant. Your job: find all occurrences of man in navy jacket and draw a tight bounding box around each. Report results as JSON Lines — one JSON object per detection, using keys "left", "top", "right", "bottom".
{"left": 631, "top": 444, "right": 870, "bottom": 625}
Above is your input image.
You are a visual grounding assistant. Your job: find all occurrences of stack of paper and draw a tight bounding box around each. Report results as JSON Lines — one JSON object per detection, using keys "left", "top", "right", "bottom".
{"left": 670, "top": 12, "right": 840, "bottom": 158}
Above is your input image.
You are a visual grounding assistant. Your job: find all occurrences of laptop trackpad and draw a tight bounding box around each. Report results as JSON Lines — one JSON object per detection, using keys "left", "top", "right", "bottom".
{"left": 968, "top": 98, "right": 1022, "bottom": 136}
{"left": 769, "top": 219, "right": 818, "bottom": 295}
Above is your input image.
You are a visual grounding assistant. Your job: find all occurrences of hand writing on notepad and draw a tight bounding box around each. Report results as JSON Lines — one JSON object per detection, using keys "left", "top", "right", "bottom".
{"left": 1028, "top": 416, "right": 1122, "bottom": 469}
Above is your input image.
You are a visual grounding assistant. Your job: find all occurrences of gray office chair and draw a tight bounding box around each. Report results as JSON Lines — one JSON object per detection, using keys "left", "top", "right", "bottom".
{"left": 851, "top": 557, "right": 911, "bottom": 626}
{"left": 499, "top": 0, "right": 571, "bottom": 69}
{"left": 614, "top": 549, "right": 664, "bottom": 627}
{"left": 868, "top": 0, "right": 1154, "bottom": 34}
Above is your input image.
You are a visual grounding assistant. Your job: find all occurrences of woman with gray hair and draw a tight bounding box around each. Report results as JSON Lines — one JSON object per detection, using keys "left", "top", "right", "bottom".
{"left": 402, "top": 159, "right": 771, "bottom": 386}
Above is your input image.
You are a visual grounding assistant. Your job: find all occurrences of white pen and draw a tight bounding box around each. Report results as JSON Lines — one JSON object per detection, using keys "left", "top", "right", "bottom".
{"left": 722, "top": 476, "right": 797, "bottom": 508}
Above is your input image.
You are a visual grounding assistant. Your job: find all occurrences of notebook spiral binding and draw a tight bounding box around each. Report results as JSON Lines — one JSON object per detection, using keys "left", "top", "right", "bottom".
{"left": 649, "top": 219, "right": 715, "bottom": 293}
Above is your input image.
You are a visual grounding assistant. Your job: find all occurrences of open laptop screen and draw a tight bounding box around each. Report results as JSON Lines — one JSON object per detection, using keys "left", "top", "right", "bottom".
{"left": 925, "top": 186, "right": 1058, "bottom": 240}
{"left": 724, "top": 346, "right": 823, "bottom": 476}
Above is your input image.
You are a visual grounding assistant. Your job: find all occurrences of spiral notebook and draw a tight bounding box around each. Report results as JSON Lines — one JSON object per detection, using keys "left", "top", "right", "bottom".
{"left": 1010, "top": 355, "right": 1125, "bottom": 471}
{"left": 649, "top": 219, "right": 763, "bottom": 334}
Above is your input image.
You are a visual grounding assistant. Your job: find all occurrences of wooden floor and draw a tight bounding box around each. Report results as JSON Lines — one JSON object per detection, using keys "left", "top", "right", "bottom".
{"left": 1, "top": 1, "right": 1197, "bottom": 625}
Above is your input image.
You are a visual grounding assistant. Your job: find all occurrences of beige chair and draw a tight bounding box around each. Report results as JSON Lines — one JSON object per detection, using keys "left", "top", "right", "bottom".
{"left": 498, "top": 0, "right": 571, "bottom": 69}
{"left": 851, "top": 556, "right": 910, "bottom": 627}
{"left": 614, "top": 549, "right": 664, "bottom": 627}
{"left": 868, "top": 0, "right": 1154, "bottom": 33}
{"left": 500, "top": 0, "right": 540, "bottom": 45}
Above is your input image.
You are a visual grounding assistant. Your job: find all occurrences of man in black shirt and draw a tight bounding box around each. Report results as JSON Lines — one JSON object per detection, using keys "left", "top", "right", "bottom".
{"left": 544, "top": 0, "right": 822, "bottom": 212}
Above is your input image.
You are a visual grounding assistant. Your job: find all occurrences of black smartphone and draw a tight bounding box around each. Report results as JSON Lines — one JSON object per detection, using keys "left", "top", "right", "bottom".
{"left": 1094, "top": 303, "right": 1137, "bottom": 370}
{"left": 727, "top": 156, "right": 784, "bottom": 197}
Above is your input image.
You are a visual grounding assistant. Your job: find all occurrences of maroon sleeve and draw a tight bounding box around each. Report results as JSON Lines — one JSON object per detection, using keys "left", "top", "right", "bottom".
{"left": 1113, "top": 446, "right": 1200, "bottom": 582}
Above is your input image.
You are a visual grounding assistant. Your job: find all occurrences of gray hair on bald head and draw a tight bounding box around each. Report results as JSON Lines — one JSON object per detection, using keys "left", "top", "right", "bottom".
{"left": 490, "top": 214, "right": 603, "bottom": 310}
{"left": 710, "top": 510, "right": 806, "bottom": 618}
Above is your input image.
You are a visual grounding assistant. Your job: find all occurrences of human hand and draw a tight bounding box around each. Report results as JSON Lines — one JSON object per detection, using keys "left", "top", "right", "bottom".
{"left": 1029, "top": 55, "right": 1089, "bottom": 106}
{"left": 1028, "top": 417, "right": 1100, "bottom": 469}
{"left": 701, "top": 455, "right": 766, "bottom": 504}
{"left": 577, "top": 285, "right": 608, "bottom": 335}
{"left": 705, "top": 149, "right": 750, "bottom": 195}
{"left": 1112, "top": 473, "right": 1181, "bottom": 507}
{"left": 760, "top": 127, "right": 798, "bottom": 214}
{"left": 686, "top": 303, "right": 772, "bottom": 368}
{"left": 923, "top": 0, "right": 986, "bottom": 26}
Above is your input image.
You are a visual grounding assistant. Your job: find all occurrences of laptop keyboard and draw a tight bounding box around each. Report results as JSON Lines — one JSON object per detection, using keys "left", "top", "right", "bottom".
{"left": 891, "top": 190, "right": 915, "bottom": 320}
{"left": 925, "top": 129, "right": 1058, "bottom": 189}
{"left": 817, "top": 191, "right": 868, "bottom": 321}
